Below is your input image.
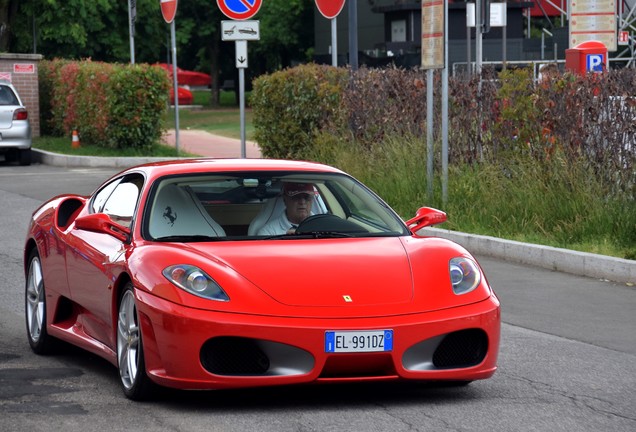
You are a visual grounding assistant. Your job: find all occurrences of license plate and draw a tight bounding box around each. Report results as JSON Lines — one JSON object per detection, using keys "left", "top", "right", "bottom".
{"left": 325, "top": 330, "right": 393, "bottom": 353}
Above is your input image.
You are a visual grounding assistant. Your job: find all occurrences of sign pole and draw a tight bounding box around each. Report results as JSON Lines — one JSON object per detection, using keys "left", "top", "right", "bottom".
{"left": 171, "top": 20, "right": 180, "bottom": 155}
{"left": 426, "top": 69, "right": 434, "bottom": 200}
{"left": 161, "top": 0, "right": 180, "bottom": 155}
{"left": 236, "top": 40, "right": 247, "bottom": 158}
{"left": 348, "top": 0, "right": 358, "bottom": 70}
{"left": 331, "top": 18, "right": 338, "bottom": 67}
{"left": 314, "top": 0, "right": 346, "bottom": 67}
{"left": 475, "top": 0, "right": 482, "bottom": 74}
{"left": 422, "top": 0, "right": 446, "bottom": 202}
{"left": 128, "top": 0, "right": 136, "bottom": 64}
{"left": 217, "top": 1, "right": 262, "bottom": 158}
{"left": 239, "top": 67, "right": 246, "bottom": 158}
{"left": 222, "top": 22, "right": 259, "bottom": 158}
{"left": 442, "top": 0, "right": 449, "bottom": 205}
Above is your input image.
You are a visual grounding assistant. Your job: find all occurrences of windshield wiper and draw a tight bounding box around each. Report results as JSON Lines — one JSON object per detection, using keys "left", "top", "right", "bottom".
{"left": 263, "top": 231, "right": 355, "bottom": 240}
{"left": 154, "top": 235, "right": 226, "bottom": 242}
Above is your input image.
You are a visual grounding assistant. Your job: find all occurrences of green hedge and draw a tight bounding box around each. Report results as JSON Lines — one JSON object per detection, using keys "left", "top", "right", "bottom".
{"left": 251, "top": 63, "right": 348, "bottom": 159}
{"left": 39, "top": 59, "right": 170, "bottom": 150}
{"left": 253, "top": 64, "right": 635, "bottom": 198}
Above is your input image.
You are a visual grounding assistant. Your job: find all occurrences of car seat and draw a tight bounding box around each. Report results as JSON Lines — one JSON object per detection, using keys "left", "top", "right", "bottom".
{"left": 149, "top": 184, "right": 226, "bottom": 238}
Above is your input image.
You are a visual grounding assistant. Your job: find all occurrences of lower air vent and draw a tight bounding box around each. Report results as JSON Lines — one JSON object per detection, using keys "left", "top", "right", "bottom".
{"left": 432, "top": 329, "right": 488, "bottom": 368}
{"left": 200, "top": 337, "right": 270, "bottom": 375}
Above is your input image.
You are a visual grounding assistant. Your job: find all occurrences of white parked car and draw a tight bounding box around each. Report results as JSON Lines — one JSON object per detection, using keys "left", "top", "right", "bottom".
{"left": 0, "top": 81, "right": 32, "bottom": 165}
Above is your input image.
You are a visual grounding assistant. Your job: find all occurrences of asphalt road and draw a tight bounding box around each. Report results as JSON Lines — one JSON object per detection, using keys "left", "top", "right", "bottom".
{"left": 1, "top": 162, "right": 635, "bottom": 432}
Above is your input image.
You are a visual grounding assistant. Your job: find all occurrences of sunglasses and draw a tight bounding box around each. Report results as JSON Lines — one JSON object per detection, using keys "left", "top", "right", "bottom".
{"left": 288, "top": 193, "right": 313, "bottom": 202}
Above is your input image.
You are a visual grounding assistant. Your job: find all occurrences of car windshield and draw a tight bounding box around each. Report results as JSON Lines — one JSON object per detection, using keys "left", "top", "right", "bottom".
{"left": 144, "top": 171, "right": 409, "bottom": 241}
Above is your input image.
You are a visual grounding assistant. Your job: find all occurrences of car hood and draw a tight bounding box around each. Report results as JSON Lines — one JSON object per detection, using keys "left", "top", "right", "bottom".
{"left": 197, "top": 238, "right": 413, "bottom": 307}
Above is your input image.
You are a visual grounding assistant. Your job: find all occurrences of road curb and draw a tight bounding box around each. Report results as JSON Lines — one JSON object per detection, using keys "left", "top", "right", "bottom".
{"left": 32, "top": 149, "right": 180, "bottom": 168}
{"left": 32, "top": 149, "right": 635, "bottom": 285}
{"left": 423, "top": 227, "right": 635, "bottom": 285}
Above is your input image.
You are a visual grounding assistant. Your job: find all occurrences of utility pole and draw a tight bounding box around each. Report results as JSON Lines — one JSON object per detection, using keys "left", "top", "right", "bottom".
{"left": 348, "top": 0, "right": 358, "bottom": 70}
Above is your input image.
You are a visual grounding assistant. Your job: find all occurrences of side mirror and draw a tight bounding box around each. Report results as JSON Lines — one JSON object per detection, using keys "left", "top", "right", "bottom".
{"left": 74, "top": 213, "right": 131, "bottom": 243}
{"left": 405, "top": 207, "right": 447, "bottom": 236}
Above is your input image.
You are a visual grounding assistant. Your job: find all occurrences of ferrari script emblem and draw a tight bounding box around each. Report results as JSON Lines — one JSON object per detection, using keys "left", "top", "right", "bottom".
{"left": 343, "top": 295, "right": 352, "bottom": 302}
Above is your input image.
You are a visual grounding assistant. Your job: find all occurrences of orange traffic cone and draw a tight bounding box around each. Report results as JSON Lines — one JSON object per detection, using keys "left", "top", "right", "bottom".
{"left": 71, "top": 130, "right": 81, "bottom": 149}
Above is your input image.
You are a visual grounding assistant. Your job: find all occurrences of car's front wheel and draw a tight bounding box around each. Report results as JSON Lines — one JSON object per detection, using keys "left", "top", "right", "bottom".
{"left": 117, "top": 283, "right": 155, "bottom": 400}
{"left": 25, "top": 249, "right": 57, "bottom": 354}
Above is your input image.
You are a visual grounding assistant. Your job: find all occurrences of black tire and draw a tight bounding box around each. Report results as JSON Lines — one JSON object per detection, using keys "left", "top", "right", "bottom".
{"left": 19, "top": 148, "right": 32, "bottom": 166}
{"left": 25, "top": 249, "right": 57, "bottom": 354}
{"left": 4, "top": 148, "right": 17, "bottom": 163}
{"left": 117, "top": 283, "right": 156, "bottom": 400}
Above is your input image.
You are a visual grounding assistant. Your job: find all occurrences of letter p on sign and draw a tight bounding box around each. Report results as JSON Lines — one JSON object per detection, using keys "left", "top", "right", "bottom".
{"left": 587, "top": 54, "right": 605, "bottom": 72}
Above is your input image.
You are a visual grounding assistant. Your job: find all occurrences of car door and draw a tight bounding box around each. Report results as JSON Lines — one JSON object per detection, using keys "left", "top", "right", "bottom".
{"left": 65, "top": 174, "right": 143, "bottom": 349}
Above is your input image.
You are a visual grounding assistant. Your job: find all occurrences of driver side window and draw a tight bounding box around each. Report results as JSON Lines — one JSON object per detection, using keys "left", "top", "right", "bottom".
{"left": 91, "top": 180, "right": 120, "bottom": 214}
{"left": 92, "top": 175, "right": 143, "bottom": 228}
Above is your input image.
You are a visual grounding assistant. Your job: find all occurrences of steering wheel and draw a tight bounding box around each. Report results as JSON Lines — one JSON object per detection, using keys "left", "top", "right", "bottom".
{"left": 295, "top": 214, "right": 367, "bottom": 234}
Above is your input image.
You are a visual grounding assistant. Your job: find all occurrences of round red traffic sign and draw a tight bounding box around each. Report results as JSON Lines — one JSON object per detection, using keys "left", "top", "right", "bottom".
{"left": 160, "top": 0, "right": 178, "bottom": 23}
{"left": 217, "top": 0, "right": 262, "bottom": 21}
{"left": 315, "top": 0, "right": 346, "bottom": 19}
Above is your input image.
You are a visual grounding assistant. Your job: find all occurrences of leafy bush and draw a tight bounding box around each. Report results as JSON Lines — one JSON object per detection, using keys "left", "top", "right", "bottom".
{"left": 105, "top": 65, "right": 170, "bottom": 150}
{"left": 251, "top": 63, "right": 348, "bottom": 158}
{"left": 343, "top": 66, "right": 431, "bottom": 147}
{"left": 449, "top": 67, "right": 636, "bottom": 197}
{"left": 39, "top": 59, "right": 170, "bottom": 150}
{"left": 277, "top": 63, "right": 635, "bottom": 258}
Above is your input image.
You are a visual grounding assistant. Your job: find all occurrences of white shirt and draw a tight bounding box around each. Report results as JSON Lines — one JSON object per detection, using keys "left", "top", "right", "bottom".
{"left": 257, "top": 210, "right": 297, "bottom": 236}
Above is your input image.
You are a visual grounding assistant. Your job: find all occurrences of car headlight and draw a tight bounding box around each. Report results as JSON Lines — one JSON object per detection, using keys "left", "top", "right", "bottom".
{"left": 163, "top": 265, "right": 229, "bottom": 301}
{"left": 449, "top": 257, "right": 481, "bottom": 295}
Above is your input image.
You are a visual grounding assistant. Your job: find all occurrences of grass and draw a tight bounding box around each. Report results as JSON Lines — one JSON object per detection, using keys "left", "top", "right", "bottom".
{"left": 33, "top": 135, "right": 190, "bottom": 157}
{"left": 164, "top": 90, "right": 255, "bottom": 141}
{"left": 307, "top": 133, "right": 636, "bottom": 261}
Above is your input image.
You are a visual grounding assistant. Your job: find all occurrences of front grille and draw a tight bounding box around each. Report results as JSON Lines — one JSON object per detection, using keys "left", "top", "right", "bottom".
{"left": 200, "top": 337, "right": 270, "bottom": 375}
{"left": 432, "top": 329, "right": 488, "bottom": 368}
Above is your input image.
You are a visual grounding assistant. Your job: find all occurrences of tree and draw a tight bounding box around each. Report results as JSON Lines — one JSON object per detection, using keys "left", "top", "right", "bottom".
{"left": 4, "top": 0, "right": 315, "bottom": 106}
{"left": 252, "top": 0, "right": 315, "bottom": 73}
{"left": 9, "top": 0, "right": 165, "bottom": 62}
{"left": 0, "top": 0, "right": 20, "bottom": 52}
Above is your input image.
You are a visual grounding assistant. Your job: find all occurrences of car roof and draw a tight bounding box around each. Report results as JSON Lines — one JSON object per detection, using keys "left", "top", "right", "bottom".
{"left": 120, "top": 158, "right": 346, "bottom": 184}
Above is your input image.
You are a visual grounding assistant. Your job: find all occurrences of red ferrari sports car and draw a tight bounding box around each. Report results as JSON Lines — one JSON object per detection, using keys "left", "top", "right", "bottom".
{"left": 24, "top": 159, "right": 500, "bottom": 400}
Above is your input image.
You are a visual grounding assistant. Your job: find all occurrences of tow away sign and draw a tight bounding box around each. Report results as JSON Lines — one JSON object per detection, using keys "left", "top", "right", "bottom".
{"left": 221, "top": 20, "right": 260, "bottom": 41}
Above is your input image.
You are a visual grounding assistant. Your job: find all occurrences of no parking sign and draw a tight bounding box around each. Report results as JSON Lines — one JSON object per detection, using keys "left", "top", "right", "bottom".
{"left": 217, "top": 0, "right": 262, "bottom": 20}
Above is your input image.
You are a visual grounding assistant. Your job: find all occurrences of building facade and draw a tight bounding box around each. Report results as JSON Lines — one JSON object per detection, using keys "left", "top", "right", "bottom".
{"left": 313, "top": 0, "right": 569, "bottom": 71}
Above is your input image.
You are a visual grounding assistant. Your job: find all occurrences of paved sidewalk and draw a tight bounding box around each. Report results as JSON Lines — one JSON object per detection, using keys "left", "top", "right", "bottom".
{"left": 161, "top": 129, "right": 262, "bottom": 158}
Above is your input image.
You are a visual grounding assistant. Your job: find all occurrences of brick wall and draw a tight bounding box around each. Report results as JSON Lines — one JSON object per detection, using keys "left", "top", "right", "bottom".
{"left": 0, "top": 53, "right": 43, "bottom": 138}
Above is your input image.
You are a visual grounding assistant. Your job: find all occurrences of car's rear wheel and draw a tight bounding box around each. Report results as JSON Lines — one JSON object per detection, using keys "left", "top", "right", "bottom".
{"left": 25, "top": 249, "right": 57, "bottom": 354}
{"left": 19, "top": 148, "right": 32, "bottom": 166}
{"left": 117, "top": 283, "right": 155, "bottom": 400}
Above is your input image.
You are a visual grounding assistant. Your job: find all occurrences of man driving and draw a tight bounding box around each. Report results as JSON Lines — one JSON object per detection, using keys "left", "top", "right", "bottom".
{"left": 257, "top": 183, "right": 317, "bottom": 235}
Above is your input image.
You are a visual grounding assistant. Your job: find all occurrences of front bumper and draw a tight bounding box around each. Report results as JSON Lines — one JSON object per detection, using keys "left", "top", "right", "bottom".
{"left": 135, "top": 290, "right": 501, "bottom": 390}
